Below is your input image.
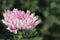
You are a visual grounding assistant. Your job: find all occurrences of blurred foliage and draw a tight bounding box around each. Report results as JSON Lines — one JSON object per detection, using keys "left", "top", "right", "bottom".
{"left": 0, "top": 0, "right": 60, "bottom": 40}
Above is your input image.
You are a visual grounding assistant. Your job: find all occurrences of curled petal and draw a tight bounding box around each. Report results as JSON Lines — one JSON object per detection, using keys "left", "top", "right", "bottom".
{"left": 35, "top": 19, "right": 41, "bottom": 25}
{"left": 33, "top": 16, "right": 39, "bottom": 22}
{"left": 30, "top": 13, "right": 35, "bottom": 18}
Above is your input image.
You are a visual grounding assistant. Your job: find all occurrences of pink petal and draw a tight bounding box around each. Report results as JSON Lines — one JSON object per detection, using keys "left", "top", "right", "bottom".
{"left": 35, "top": 19, "right": 41, "bottom": 25}
{"left": 33, "top": 16, "right": 39, "bottom": 22}
{"left": 30, "top": 13, "right": 35, "bottom": 18}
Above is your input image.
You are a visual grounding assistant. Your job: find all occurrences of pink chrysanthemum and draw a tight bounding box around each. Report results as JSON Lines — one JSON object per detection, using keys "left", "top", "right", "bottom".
{"left": 2, "top": 8, "right": 41, "bottom": 34}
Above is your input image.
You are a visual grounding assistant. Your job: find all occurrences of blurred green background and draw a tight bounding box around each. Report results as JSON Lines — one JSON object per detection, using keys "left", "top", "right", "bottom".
{"left": 0, "top": 0, "right": 60, "bottom": 40}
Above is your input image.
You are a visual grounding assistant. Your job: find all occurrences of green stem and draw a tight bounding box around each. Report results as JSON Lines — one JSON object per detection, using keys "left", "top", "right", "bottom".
{"left": 18, "top": 31, "right": 22, "bottom": 40}
{"left": 13, "top": 31, "right": 22, "bottom": 40}
{"left": 14, "top": 34, "right": 16, "bottom": 40}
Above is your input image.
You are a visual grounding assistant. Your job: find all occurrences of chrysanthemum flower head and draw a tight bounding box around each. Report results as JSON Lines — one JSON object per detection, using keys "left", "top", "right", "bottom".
{"left": 2, "top": 8, "right": 41, "bottom": 34}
